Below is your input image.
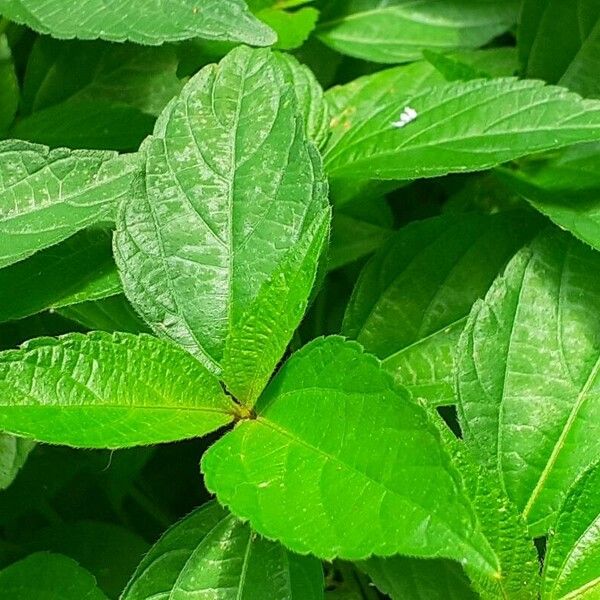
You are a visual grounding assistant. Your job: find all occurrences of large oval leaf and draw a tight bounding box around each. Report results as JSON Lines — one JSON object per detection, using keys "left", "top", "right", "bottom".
{"left": 115, "top": 46, "right": 329, "bottom": 376}
{"left": 0, "top": 332, "right": 236, "bottom": 448}
{"left": 202, "top": 336, "right": 498, "bottom": 575}
{"left": 0, "top": 0, "right": 275, "bottom": 46}
{"left": 122, "top": 500, "right": 323, "bottom": 600}
{"left": 457, "top": 228, "right": 600, "bottom": 534}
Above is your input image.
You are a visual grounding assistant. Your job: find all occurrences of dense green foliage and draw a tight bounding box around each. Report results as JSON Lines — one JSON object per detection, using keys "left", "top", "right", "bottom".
{"left": 0, "top": 1, "right": 599, "bottom": 598}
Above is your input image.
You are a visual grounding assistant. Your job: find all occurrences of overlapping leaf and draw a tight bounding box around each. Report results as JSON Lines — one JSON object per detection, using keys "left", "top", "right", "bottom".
{"left": 0, "top": 434, "right": 35, "bottom": 490}
{"left": 203, "top": 336, "right": 498, "bottom": 574}
{"left": 0, "top": 140, "right": 138, "bottom": 269}
{"left": 114, "top": 46, "right": 329, "bottom": 378}
{"left": 457, "top": 228, "right": 600, "bottom": 535}
{"left": 123, "top": 500, "right": 323, "bottom": 599}
{"left": 324, "top": 78, "right": 600, "bottom": 180}
{"left": 0, "top": 0, "right": 275, "bottom": 46}
{"left": 0, "top": 35, "right": 18, "bottom": 134}
{"left": 342, "top": 212, "right": 541, "bottom": 405}
{"left": 318, "top": 0, "right": 519, "bottom": 64}
{"left": 0, "top": 332, "right": 236, "bottom": 448}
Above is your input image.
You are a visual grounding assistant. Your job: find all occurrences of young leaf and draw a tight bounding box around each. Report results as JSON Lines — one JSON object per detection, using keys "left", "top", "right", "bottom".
{"left": 0, "top": 0, "right": 276, "bottom": 47}
{"left": 0, "top": 332, "right": 236, "bottom": 448}
{"left": 122, "top": 500, "right": 323, "bottom": 600}
{"left": 317, "top": 0, "right": 519, "bottom": 64}
{"left": 0, "top": 433, "right": 35, "bottom": 490}
{"left": 202, "top": 336, "right": 498, "bottom": 575}
{"left": 0, "top": 552, "right": 108, "bottom": 600}
{"left": 0, "top": 229, "right": 120, "bottom": 324}
{"left": 360, "top": 556, "right": 477, "bottom": 600}
{"left": 519, "top": 0, "right": 600, "bottom": 98}
{"left": 496, "top": 142, "right": 600, "bottom": 251}
{"left": 457, "top": 228, "right": 600, "bottom": 535}
{"left": 542, "top": 461, "right": 600, "bottom": 600}
{"left": 114, "top": 46, "right": 329, "bottom": 374}
{"left": 221, "top": 209, "right": 330, "bottom": 405}
{"left": 324, "top": 78, "right": 600, "bottom": 180}
{"left": 0, "top": 35, "right": 18, "bottom": 134}
{"left": 0, "top": 140, "right": 138, "bottom": 269}
{"left": 342, "top": 212, "right": 541, "bottom": 405}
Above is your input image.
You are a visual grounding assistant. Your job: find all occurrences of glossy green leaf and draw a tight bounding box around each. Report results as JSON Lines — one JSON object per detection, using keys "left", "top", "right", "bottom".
{"left": 0, "top": 332, "right": 236, "bottom": 448}
{"left": 520, "top": 0, "right": 600, "bottom": 98}
{"left": 115, "top": 46, "right": 329, "bottom": 373}
{"left": 342, "top": 212, "right": 541, "bottom": 405}
{"left": 0, "top": 229, "right": 119, "bottom": 324}
{"left": 0, "top": 433, "right": 34, "bottom": 490}
{"left": 457, "top": 229, "right": 600, "bottom": 535}
{"left": 361, "top": 556, "right": 477, "bottom": 600}
{"left": 0, "top": 140, "right": 138, "bottom": 269}
{"left": 21, "top": 38, "right": 182, "bottom": 117}
{"left": 221, "top": 209, "right": 330, "bottom": 406}
{"left": 496, "top": 142, "right": 600, "bottom": 251}
{"left": 0, "top": 0, "right": 275, "bottom": 46}
{"left": 57, "top": 295, "right": 149, "bottom": 334}
{"left": 0, "top": 552, "right": 108, "bottom": 600}
{"left": 122, "top": 500, "right": 323, "bottom": 600}
{"left": 203, "top": 336, "right": 498, "bottom": 574}
{"left": 542, "top": 461, "right": 600, "bottom": 600}
{"left": 0, "top": 35, "right": 18, "bottom": 133}
{"left": 318, "top": 0, "right": 518, "bottom": 64}
{"left": 324, "top": 78, "right": 600, "bottom": 181}
{"left": 276, "top": 52, "right": 329, "bottom": 148}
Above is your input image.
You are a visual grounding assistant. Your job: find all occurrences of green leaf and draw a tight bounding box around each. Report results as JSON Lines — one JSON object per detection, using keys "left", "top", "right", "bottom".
{"left": 21, "top": 38, "right": 182, "bottom": 117}
{"left": 276, "top": 52, "right": 330, "bottom": 148}
{"left": 0, "top": 552, "right": 108, "bottom": 600}
{"left": 0, "top": 35, "right": 18, "bottom": 133}
{"left": 221, "top": 209, "right": 330, "bottom": 406}
{"left": 457, "top": 228, "right": 600, "bottom": 535}
{"left": 257, "top": 6, "right": 319, "bottom": 50}
{"left": 519, "top": 0, "right": 600, "bottom": 98}
{"left": 0, "top": 0, "right": 276, "bottom": 47}
{"left": 114, "top": 46, "right": 329, "bottom": 374}
{"left": 496, "top": 142, "right": 600, "bottom": 251}
{"left": 360, "top": 556, "right": 477, "bottom": 600}
{"left": 11, "top": 100, "right": 155, "bottom": 152}
{"left": 0, "top": 140, "right": 138, "bottom": 269}
{"left": 25, "top": 521, "right": 149, "bottom": 600}
{"left": 317, "top": 0, "right": 519, "bottom": 64}
{"left": 122, "top": 500, "right": 323, "bottom": 600}
{"left": 0, "top": 433, "right": 34, "bottom": 490}
{"left": 342, "top": 212, "right": 541, "bottom": 406}
{"left": 0, "top": 229, "right": 120, "bottom": 324}
{"left": 202, "top": 336, "right": 498, "bottom": 574}
{"left": 57, "top": 295, "right": 149, "bottom": 334}
{"left": 0, "top": 332, "right": 236, "bottom": 448}
{"left": 542, "top": 461, "right": 600, "bottom": 600}
{"left": 324, "top": 78, "right": 600, "bottom": 181}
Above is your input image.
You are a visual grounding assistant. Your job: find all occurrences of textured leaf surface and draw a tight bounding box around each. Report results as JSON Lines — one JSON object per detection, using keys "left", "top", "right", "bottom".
{"left": 0, "top": 140, "right": 138, "bottom": 269}
{"left": 496, "top": 142, "right": 600, "bottom": 251}
{"left": 115, "top": 46, "right": 329, "bottom": 373}
{"left": 203, "top": 336, "right": 497, "bottom": 573}
{"left": 520, "top": 0, "right": 600, "bottom": 98}
{"left": 0, "top": 229, "right": 119, "bottom": 324}
{"left": 0, "top": 434, "right": 35, "bottom": 490}
{"left": 0, "top": 0, "right": 275, "bottom": 46}
{"left": 542, "top": 461, "right": 600, "bottom": 600}
{"left": 361, "top": 556, "right": 477, "bottom": 600}
{"left": 318, "top": 0, "right": 518, "bottom": 64}
{"left": 0, "top": 552, "right": 108, "bottom": 600}
{"left": 457, "top": 229, "right": 600, "bottom": 534}
{"left": 221, "top": 209, "right": 330, "bottom": 406}
{"left": 0, "top": 332, "right": 236, "bottom": 448}
{"left": 324, "top": 78, "right": 600, "bottom": 180}
{"left": 123, "top": 500, "right": 323, "bottom": 600}
{"left": 342, "top": 212, "right": 541, "bottom": 405}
